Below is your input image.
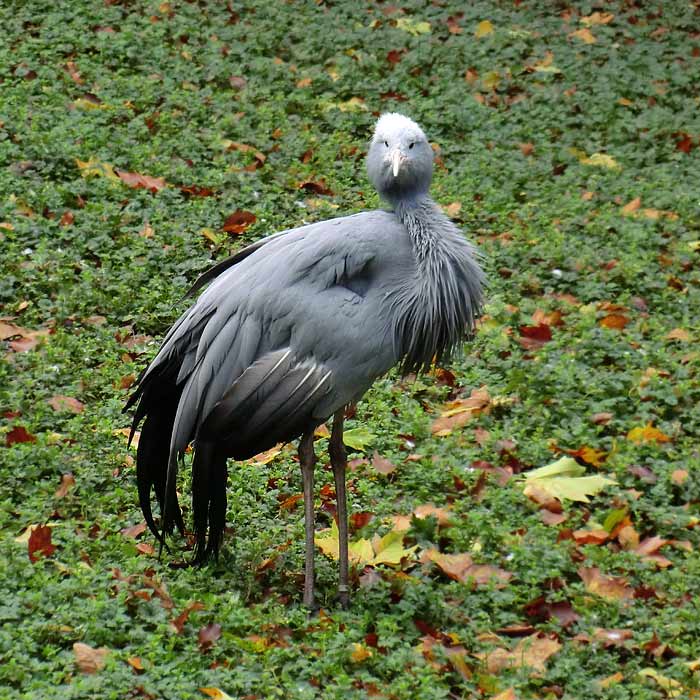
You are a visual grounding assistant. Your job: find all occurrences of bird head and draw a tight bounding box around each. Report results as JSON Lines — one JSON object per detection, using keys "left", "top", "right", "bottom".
{"left": 366, "top": 113, "right": 434, "bottom": 204}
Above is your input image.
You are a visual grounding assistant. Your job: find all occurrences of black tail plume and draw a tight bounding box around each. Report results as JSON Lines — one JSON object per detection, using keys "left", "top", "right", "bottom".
{"left": 191, "top": 440, "right": 229, "bottom": 564}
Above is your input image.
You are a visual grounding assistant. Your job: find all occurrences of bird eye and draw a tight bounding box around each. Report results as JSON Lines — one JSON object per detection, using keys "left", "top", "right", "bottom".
{"left": 384, "top": 140, "right": 389, "bottom": 147}
{"left": 409, "top": 142, "right": 415, "bottom": 149}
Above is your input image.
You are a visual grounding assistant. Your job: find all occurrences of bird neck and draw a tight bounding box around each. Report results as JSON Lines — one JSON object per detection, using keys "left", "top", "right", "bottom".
{"left": 388, "top": 194, "right": 484, "bottom": 374}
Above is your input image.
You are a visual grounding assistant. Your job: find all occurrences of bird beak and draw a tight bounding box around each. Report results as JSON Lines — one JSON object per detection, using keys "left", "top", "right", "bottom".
{"left": 389, "top": 148, "right": 404, "bottom": 178}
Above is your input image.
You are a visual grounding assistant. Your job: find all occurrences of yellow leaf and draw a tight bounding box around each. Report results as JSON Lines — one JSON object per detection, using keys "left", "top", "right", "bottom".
{"left": 579, "top": 152, "right": 620, "bottom": 169}
{"left": 348, "top": 537, "right": 374, "bottom": 565}
{"left": 200, "top": 689, "right": 235, "bottom": 700}
{"left": 371, "top": 529, "right": 418, "bottom": 565}
{"left": 581, "top": 12, "right": 614, "bottom": 26}
{"left": 395, "top": 18, "right": 431, "bottom": 36}
{"left": 75, "top": 157, "right": 120, "bottom": 182}
{"left": 596, "top": 672, "right": 624, "bottom": 689}
{"left": 570, "top": 27, "right": 596, "bottom": 44}
{"left": 618, "top": 97, "right": 633, "bottom": 106}
{"left": 72, "top": 98, "right": 108, "bottom": 110}
{"left": 523, "top": 457, "right": 615, "bottom": 502}
{"left": 483, "top": 71, "right": 501, "bottom": 90}
{"left": 666, "top": 328, "right": 691, "bottom": 342}
{"left": 475, "top": 20, "right": 494, "bottom": 38}
{"left": 638, "top": 669, "right": 684, "bottom": 698}
{"left": 336, "top": 97, "right": 367, "bottom": 112}
{"left": 621, "top": 197, "right": 641, "bottom": 215}
{"left": 248, "top": 445, "right": 282, "bottom": 465}
{"left": 626, "top": 423, "right": 671, "bottom": 444}
{"left": 350, "top": 643, "right": 373, "bottom": 663}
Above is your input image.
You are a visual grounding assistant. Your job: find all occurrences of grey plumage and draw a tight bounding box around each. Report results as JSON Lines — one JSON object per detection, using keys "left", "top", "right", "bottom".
{"left": 127, "top": 113, "right": 484, "bottom": 604}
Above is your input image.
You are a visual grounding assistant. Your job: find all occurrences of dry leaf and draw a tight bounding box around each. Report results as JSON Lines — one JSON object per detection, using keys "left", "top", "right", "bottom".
{"left": 581, "top": 12, "right": 614, "bottom": 25}
{"left": 475, "top": 20, "right": 494, "bottom": 38}
{"left": 485, "top": 634, "right": 561, "bottom": 674}
{"left": 55, "top": 473, "right": 76, "bottom": 498}
{"left": 666, "top": 328, "right": 691, "bottom": 342}
{"left": 222, "top": 210, "right": 256, "bottom": 235}
{"left": 116, "top": 170, "right": 167, "bottom": 193}
{"left": 73, "top": 642, "right": 110, "bottom": 673}
{"left": 579, "top": 566, "right": 634, "bottom": 601}
{"left": 570, "top": 27, "right": 596, "bottom": 44}
{"left": 350, "top": 642, "right": 373, "bottom": 663}
{"left": 28, "top": 524, "right": 56, "bottom": 562}
{"left": 371, "top": 451, "right": 397, "bottom": 476}
{"left": 48, "top": 395, "right": 85, "bottom": 413}
{"left": 599, "top": 314, "right": 630, "bottom": 330}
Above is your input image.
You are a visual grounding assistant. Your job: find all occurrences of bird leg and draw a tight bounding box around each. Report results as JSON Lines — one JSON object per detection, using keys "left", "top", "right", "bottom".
{"left": 298, "top": 430, "right": 317, "bottom": 610}
{"left": 330, "top": 409, "right": 350, "bottom": 609}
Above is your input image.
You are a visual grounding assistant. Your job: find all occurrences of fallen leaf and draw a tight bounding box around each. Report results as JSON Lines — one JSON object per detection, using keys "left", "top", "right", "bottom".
{"left": 570, "top": 27, "right": 596, "bottom": 44}
{"left": 6, "top": 425, "right": 37, "bottom": 446}
{"left": 127, "top": 656, "right": 144, "bottom": 672}
{"left": 120, "top": 522, "right": 147, "bottom": 538}
{"left": 523, "top": 457, "right": 616, "bottom": 502}
{"left": 395, "top": 18, "right": 431, "bottom": 35}
{"left": 296, "top": 77, "right": 312, "bottom": 88}
{"left": 637, "top": 669, "right": 684, "bottom": 698}
{"left": 597, "top": 672, "right": 624, "bottom": 689}
{"left": 627, "top": 423, "right": 671, "bottom": 444}
{"left": 518, "top": 324, "right": 552, "bottom": 349}
{"left": 199, "top": 689, "right": 235, "bottom": 700}
{"left": 424, "top": 549, "right": 511, "bottom": 586}
{"left": 581, "top": 12, "right": 614, "bottom": 25}
{"left": 371, "top": 451, "right": 397, "bottom": 476}
{"left": 490, "top": 690, "right": 517, "bottom": 700}
{"left": 579, "top": 152, "right": 619, "bottom": 169}
{"left": 28, "top": 524, "right": 56, "bottom": 562}
{"left": 135, "top": 542, "right": 155, "bottom": 555}
{"left": 443, "top": 201, "right": 462, "bottom": 218}
{"left": 342, "top": 426, "right": 375, "bottom": 451}
{"left": 73, "top": 642, "right": 110, "bottom": 673}
{"left": 298, "top": 179, "right": 333, "bottom": 196}
{"left": 475, "top": 20, "right": 494, "bottom": 38}
{"left": 485, "top": 634, "right": 561, "bottom": 674}
{"left": 198, "top": 623, "right": 222, "bottom": 651}
{"left": 55, "top": 473, "right": 76, "bottom": 498}
{"left": 116, "top": 170, "right": 166, "bottom": 193}
{"left": 350, "top": 642, "right": 373, "bottom": 662}
{"left": 414, "top": 504, "right": 452, "bottom": 526}
{"left": 76, "top": 157, "right": 120, "bottom": 182}
{"left": 599, "top": 314, "right": 630, "bottom": 330}
{"left": 579, "top": 566, "right": 634, "bottom": 601}
{"left": 593, "top": 628, "right": 633, "bottom": 647}
{"left": 666, "top": 328, "right": 691, "bottom": 342}
{"left": 573, "top": 528, "right": 609, "bottom": 545}
{"left": 431, "top": 386, "right": 490, "bottom": 435}
{"left": 222, "top": 210, "right": 256, "bottom": 235}
{"left": 671, "top": 469, "right": 689, "bottom": 485}
{"left": 48, "top": 395, "right": 85, "bottom": 413}
{"left": 171, "top": 601, "right": 205, "bottom": 634}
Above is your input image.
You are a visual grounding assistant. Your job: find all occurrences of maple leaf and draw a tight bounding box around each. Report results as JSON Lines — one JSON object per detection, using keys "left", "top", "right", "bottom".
{"left": 5, "top": 425, "right": 37, "bottom": 446}
{"left": 73, "top": 642, "right": 110, "bottom": 673}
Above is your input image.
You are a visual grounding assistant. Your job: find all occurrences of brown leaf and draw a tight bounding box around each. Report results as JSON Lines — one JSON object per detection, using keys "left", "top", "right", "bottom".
{"left": 569, "top": 27, "right": 596, "bottom": 44}
{"left": 671, "top": 469, "right": 689, "bottom": 485}
{"left": 431, "top": 386, "right": 491, "bottom": 435}
{"left": 519, "top": 142, "right": 535, "bottom": 156}
{"left": 229, "top": 75, "right": 247, "bottom": 90}
{"left": 298, "top": 179, "right": 333, "bottom": 196}
{"left": 424, "top": 549, "right": 511, "bottom": 586}
{"left": 60, "top": 211, "right": 75, "bottom": 226}
{"left": 578, "top": 567, "right": 634, "bottom": 601}
{"left": 296, "top": 77, "right": 312, "bottom": 88}
{"left": 349, "top": 511, "right": 373, "bottom": 531}
{"left": 443, "top": 201, "right": 462, "bottom": 218}
{"left": 666, "top": 328, "right": 691, "bottom": 342}
{"left": 414, "top": 504, "right": 452, "bottom": 526}
{"left": 121, "top": 522, "right": 147, "bottom": 539}
{"left": 48, "top": 395, "right": 85, "bottom": 413}
{"left": 593, "top": 628, "right": 633, "bottom": 647}
{"left": 591, "top": 412, "right": 613, "bottom": 425}
{"left": 171, "top": 600, "right": 205, "bottom": 634}
{"left": 540, "top": 510, "right": 568, "bottom": 526}
{"left": 135, "top": 542, "right": 155, "bottom": 555}
{"left": 127, "top": 656, "right": 145, "bottom": 672}
{"left": 386, "top": 49, "right": 405, "bottom": 64}
{"left": 599, "top": 314, "right": 630, "bottom": 330}
{"left": 222, "top": 209, "right": 256, "bottom": 235}
{"left": 581, "top": 11, "right": 614, "bottom": 25}
{"left": 518, "top": 324, "right": 552, "bottom": 349}
{"left": 279, "top": 493, "right": 303, "bottom": 511}
{"left": 572, "top": 528, "right": 609, "bottom": 545}
{"left": 198, "top": 622, "right": 222, "bottom": 651}
{"left": 28, "top": 524, "right": 56, "bottom": 562}
{"left": 73, "top": 642, "right": 110, "bottom": 674}
{"left": 485, "top": 634, "right": 561, "bottom": 674}
{"left": 621, "top": 197, "right": 641, "bottom": 215}
{"left": 55, "top": 473, "right": 76, "bottom": 498}
{"left": 178, "top": 184, "right": 216, "bottom": 197}
{"left": 65, "top": 61, "right": 84, "bottom": 85}
{"left": 371, "top": 451, "right": 397, "bottom": 476}
{"left": 6, "top": 425, "right": 37, "bottom": 446}
{"left": 116, "top": 169, "right": 167, "bottom": 193}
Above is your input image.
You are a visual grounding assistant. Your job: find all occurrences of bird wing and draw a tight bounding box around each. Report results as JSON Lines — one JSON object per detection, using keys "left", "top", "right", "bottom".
{"left": 161, "top": 210, "right": 410, "bottom": 460}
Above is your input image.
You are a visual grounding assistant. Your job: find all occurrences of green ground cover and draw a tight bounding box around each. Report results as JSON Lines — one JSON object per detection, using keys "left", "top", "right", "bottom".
{"left": 1, "top": 1, "right": 699, "bottom": 698}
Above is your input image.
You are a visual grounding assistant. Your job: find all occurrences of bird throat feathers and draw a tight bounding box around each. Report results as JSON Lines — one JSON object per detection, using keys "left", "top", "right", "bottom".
{"left": 391, "top": 198, "right": 484, "bottom": 374}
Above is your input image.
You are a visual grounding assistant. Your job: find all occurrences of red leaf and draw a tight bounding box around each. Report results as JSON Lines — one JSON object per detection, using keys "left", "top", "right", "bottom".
{"left": 386, "top": 49, "right": 405, "bottom": 64}
{"left": 116, "top": 169, "right": 167, "bottom": 193}
{"left": 518, "top": 323, "right": 552, "bottom": 349}
{"left": 222, "top": 209, "right": 256, "bottom": 235}
{"left": 48, "top": 395, "right": 85, "bottom": 413}
{"left": 28, "top": 524, "right": 56, "bottom": 562}
{"left": 349, "top": 511, "right": 373, "bottom": 531}
{"left": 198, "top": 622, "right": 222, "bottom": 651}
{"left": 6, "top": 425, "right": 37, "bottom": 446}
{"left": 675, "top": 133, "right": 694, "bottom": 153}
{"left": 60, "top": 211, "right": 75, "bottom": 226}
